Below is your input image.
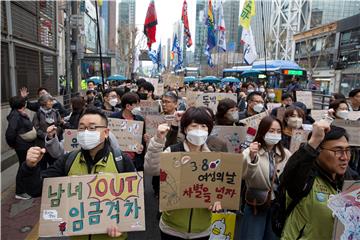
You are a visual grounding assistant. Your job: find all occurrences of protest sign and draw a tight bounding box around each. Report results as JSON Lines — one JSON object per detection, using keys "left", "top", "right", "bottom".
{"left": 156, "top": 82, "right": 164, "bottom": 96}
{"left": 296, "top": 91, "right": 313, "bottom": 109}
{"left": 186, "top": 91, "right": 201, "bottom": 107}
{"left": 348, "top": 111, "right": 360, "bottom": 121}
{"left": 330, "top": 180, "right": 360, "bottom": 240}
{"left": 39, "top": 172, "right": 145, "bottom": 237}
{"left": 211, "top": 126, "right": 247, "bottom": 153}
{"left": 209, "top": 212, "right": 236, "bottom": 240}
{"left": 289, "top": 129, "right": 311, "bottom": 154}
{"left": 195, "top": 93, "right": 237, "bottom": 114}
{"left": 239, "top": 111, "right": 268, "bottom": 130}
{"left": 311, "top": 110, "right": 329, "bottom": 122}
{"left": 163, "top": 74, "right": 184, "bottom": 89}
{"left": 333, "top": 120, "right": 360, "bottom": 146}
{"left": 266, "top": 103, "right": 281, "bottom": 111}
{"left": 159, "top": 152, "right": 243, "bottom": 212}
{"left": 274, "top": 89, "right": 282, "bottom": 103}
{"left": 108, "top": 118, "right": 144, "bottom": 152}
{"left": 102, "top": 110, "right": 115, "bottom": 117}
{"left": 63, "top": 129, "right": 80, "bottom": 152}
{"left": 139, "top": 100, "right": 160, "bottom": 117}
{"left": 144, "top": 115, "right": 173, "bottom": 138}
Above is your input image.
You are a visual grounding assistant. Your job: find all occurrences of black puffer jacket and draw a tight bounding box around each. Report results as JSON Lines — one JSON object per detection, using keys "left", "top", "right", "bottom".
{"left": 5, "top": 110, "right": 35, "bottom": 150}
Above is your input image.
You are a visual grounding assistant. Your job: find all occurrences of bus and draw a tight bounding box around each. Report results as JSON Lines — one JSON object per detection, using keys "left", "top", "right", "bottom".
{"left": 184, "top": 67, "right": 200, "bottom": 77}
{"left": 222, "top": 66, "right": 252, "bottom": 79}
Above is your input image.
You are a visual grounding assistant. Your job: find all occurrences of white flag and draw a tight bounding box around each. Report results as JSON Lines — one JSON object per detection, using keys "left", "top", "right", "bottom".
{"left": 217, "top": 2, "right": 226, "bottom": 51}
{"left": 241, "top": 27, "right": 257, "bottom": 65}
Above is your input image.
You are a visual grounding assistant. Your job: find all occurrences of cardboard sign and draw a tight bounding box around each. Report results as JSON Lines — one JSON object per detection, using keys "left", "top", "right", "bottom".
{"left": 63, "top": 129, "right": 80, "bottom": 152}
{"left": 159, "top": 152, "right": 243, "bottom": 212}
{"left": 330, "top": 180, "right": 360, "bottom": 240}
{"left": 146, "top": 78, "right": 162, "bottom": 97}
{"left": 211, "top": 126, "right": 247, "bottom": 153}
{"left": 267, "top": 103, "right": 281, "bottom": 111}
{"left": 239, "top": 111, "right": 268, "bottom": 130}
{"left": 333, "top": 119, "right": 360, "bottom": 146}
{"left": 108, "top": 118, "right": 144, "bottom": 152}
{"left": 296, "top": 91, "right": 313, "bottom": 109}
{"left": 195, "top": 93, "right": 237, "bottom": 114}
{"left": 156, "top": 83, "right": 164, "bottom": 96}
{"left": 311, "top": 110, "right": 329, "bottom": 122}
{"left": 144, "top": 115, "right": 173, "bottom": 138}
{"left": 139, "top": 100, "right": 160, "bottom": 117}
{"left": 348, "top": 111, "right": 360, "bottom": 121}
{"left": 185, "top": 91, "right": 201, "bottom": 107}
{"left": 289, "top": 129, "right": 311, "bottom": 154}
{"left": 39, "top": 172, "right": 145, "bottom": 237}
{"left": 210, "top": 212, "right": 236, "bottom": 240}
{"left": 163, "top": 74, "right": 184, "bottom": 89}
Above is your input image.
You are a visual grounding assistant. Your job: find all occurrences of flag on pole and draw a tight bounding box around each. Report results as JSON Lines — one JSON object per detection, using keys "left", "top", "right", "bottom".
{"left": 217, "top": 1, "right": 226, "bottom": 51}
{"left": 204, "top": 0, "right": 216, "bottom": 67}
{"left": 241, "top": 27, "right": 257, "bottom": 65}
{"left": 181, "top": 0, "right": 192, "bottom": 48}
{"left": 156, "top": 41, "right": 163, "bottom": 71}
{"left": 144, "top": 0, "right": 158, "bottom": 49}
{"left": 172, "top": 34, "right": 183, "bottom": 70}
{"left": 239, "top": 0, "right": 255, "bottom": 29}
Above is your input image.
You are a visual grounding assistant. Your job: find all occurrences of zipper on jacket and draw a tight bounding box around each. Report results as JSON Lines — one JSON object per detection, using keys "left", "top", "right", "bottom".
{"left": 187, "top": 208, "right": 193, "bottom": 233}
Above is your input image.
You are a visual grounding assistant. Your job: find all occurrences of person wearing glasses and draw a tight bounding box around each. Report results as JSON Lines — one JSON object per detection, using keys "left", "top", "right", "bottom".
{"left": 239, "top": 91, "right": 266, "bottom": 121}
{"left": 280, "top": 121, "right": 359, "bottom": 239}
{"left": 17, "top": 108, "right": 135, "bottom": 239}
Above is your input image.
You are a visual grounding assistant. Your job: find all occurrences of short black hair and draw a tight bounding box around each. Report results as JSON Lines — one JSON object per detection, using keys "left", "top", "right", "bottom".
{"left": 9, "top": 96, "right": 26, "bottom": 110}
{"left": 86, "top": 90, "right": 97, "bottom": 95}
{"left": 37, "top": 87, "right": 48, "bottom": 95}
{"left": 114, "top": 87, "right": 125, "bottom": 98}
{"left": 121, "top": 92, "right": 140, "bottom": 109}
{"left": 246, "top": 91, "right": 263, "bottom": 102}
{"left": 308, "top": 125, "right": 349, "bottom": 146}
{"left": 282, "top": 93, "right": 294, "bottom": 101}
{"left": 216, "top": 98, "right": 237, "bottom": 118}
{"left": 332, "top": 93, "right": 346, "bottom": 100}
{"left": 80, "top": 107, "right": 108, "bottom": 127}
{"left": 139, "top": 82, "right": 155, "bottom": 93}
{"left": 87, "top": 80, "right": 95, "bottom": 85}
{"left": 136, "top": 78, "right": 146, "bottom": 86}
{"left": 103, "top": 88, "right": 116, "bottom": 98}
{"left": 349, "top": 88, "right": 360, "bottom": 98}
{"left": 180, "top": 107, "right": 214, "bottom": 135}
{"left": 329, "top": 99, "right": 348, "bottom": 111}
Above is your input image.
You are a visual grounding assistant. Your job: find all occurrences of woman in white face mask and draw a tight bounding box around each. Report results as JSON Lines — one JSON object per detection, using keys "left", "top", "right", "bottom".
{"left": 215, "top": 98, "right": 239, "bottom": 125}
{"left": 282, "top": 106, "right": 305, "bottom": 149}
{"left": 328, "top": 99, "right": 350, "bottom": 120}
{"left": 240, "top": 116, "right": 291, "bottom": 239}
{"left": 144, "top": 107, "right": 222, "bottom": 240}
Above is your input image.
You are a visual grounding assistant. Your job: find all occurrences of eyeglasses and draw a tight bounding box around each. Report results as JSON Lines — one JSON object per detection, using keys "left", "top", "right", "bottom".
{"left": 320, "top": 148, "right": 351, "bottom": 158}
{"left": 78, "top": 125, "right": 107, "bottom": 132}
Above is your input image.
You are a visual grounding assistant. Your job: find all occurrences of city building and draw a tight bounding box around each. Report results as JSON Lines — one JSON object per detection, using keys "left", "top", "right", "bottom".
{"left": 194, "top": 0, "right": 208, "bottom": 65}
{"left": 294, "top": 13, "right": 360, "bottom": 95}
{"left": 223, "top": 0, "right": 241, "bottom": 52}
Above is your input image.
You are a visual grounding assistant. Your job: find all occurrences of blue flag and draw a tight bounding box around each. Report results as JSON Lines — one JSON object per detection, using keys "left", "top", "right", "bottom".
{"left": 172, "top": 34, "right": 183, "bottom": 70}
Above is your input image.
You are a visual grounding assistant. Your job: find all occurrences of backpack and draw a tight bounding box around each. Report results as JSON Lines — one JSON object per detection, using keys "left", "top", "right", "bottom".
{"left": 64, "top": 147, "right": 135, "bottom": 175}
{"left": 271, "top": 174, "right": 315, "bottom": 237}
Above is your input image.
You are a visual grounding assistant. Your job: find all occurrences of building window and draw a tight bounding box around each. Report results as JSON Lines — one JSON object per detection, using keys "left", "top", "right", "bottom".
{"left": 1, "top": 42, "right": 11, "bottom": 103}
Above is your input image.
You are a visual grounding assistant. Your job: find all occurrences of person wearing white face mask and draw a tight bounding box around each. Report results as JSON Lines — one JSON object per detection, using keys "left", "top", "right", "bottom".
{"left": 215, "top": 98, "right": 239, "bottom": 125}
{"left": 239, "top": 92, "right": 265, "bottom": 121}
{"left": 328, "top": 99, "right": 350, "bottom": 120}
{"left": 240, "top": 116, "right": 291, "bottom": 240}
{"left": 101, "top": 88, "right": 120, "bottom": 116}
{"left": 144, "top": 107, "right": 222, "bottom": 240}
{"left": 281, "top": 106, "right": 305, "bottom": 149}
{"left": 18, "top": 108, "right": 135, "bottom": 239}
{"left": 110, "top": 92, "right": 146, "bottom": 171}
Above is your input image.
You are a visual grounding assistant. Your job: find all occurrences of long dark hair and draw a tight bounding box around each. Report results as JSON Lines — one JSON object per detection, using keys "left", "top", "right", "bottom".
{"left": 253, "top": 116, "right": 286, "bottom": 162}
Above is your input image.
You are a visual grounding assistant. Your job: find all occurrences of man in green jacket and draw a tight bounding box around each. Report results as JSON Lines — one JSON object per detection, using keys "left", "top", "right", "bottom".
{"left": 281, "top": 121, "right": 359, "bottom": 239}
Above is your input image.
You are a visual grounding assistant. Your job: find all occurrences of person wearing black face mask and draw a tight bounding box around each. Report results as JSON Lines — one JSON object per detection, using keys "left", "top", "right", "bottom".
{"left": 138, "top": 81, "right": 155, "bottom": 100}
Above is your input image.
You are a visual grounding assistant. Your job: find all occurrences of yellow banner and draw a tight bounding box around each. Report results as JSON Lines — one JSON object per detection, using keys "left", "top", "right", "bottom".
{"left": 239, "top": 0, "right": 256, "bottom": 29}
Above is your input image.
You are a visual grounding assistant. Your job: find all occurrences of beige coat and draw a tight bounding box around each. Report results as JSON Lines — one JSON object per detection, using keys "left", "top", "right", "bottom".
{"left": 242, "top": 146, "right": 291, "bottom": 199}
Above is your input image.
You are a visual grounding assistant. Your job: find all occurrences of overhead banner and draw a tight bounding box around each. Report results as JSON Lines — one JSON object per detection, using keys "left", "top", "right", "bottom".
{"left": 296, "top": 91, "right": 313, "bottom": 109}
{"left": 333, "top": 119, "right": 360, "bottom": 146}
{"left": 210, "top": 126, "right": 247, "bottom": 153}
{"left": 195, "top": 93, "right": 237, "bottom": 114}
{"left": 159, "top": 152, "right": 243, "bottom": 212}
{"left": 63, "top": 129, "right": 80, "bottom": 152}
{"left": 39, "top": 172, "right": 145, "bottom": 237}
{"left": 108, "top": 118, "right": 144, "bottom": 152}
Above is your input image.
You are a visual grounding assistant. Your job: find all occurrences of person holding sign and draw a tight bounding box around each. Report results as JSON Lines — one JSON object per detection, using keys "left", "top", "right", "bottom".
{"left": 18, "top": 108, "right": 135, "bottom": 239}
{"left": 280, "top": 122, "right": 359, "bottom": 240}
{"left": 110, "top": 92, "right": 146, "bottom": 171}
{"left": 239, "top": 92, "right": 266, "bottom": 121}
{"left": 144, "top": 107, "right": 222, "bottom": 240}
{"left": 281, "top": 106, "right": 306, "bottom": 150}
{"left": 240, "top": 116, "right": 291, "bottom": 239}
{"left": 101, "top": 88, "right": 121, "bottom": 116}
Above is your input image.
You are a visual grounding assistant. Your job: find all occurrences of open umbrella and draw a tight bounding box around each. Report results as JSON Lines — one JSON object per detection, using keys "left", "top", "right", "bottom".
{"left": 107, "top": 74, "right": 127, "bottom": 81}
{"left": 200, "top": 76, "right": 221, "bottom": 84}
{"left": 221, "top": 77, "right": 240, "bottom": 83}
{"left": 86, "top": 76, "right": 104, "bottom": 85}
{"left": 184, "top": 76, "right": 198, "bottom": 83}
